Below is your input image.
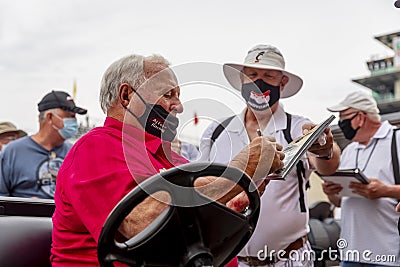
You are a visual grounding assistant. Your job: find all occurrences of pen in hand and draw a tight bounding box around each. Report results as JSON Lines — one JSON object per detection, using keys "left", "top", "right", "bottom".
{"left": 257, "top": 128, "right": 284, "bottom": 176}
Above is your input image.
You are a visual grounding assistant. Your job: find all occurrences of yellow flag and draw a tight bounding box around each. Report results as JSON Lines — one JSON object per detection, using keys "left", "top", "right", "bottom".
{"left": 72, "top": 80, "right": 77, "bottom": 100}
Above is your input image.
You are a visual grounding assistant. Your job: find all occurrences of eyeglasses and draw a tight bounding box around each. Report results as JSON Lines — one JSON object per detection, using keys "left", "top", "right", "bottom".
{"left": 0, "top": 136, "right": 17, "bottom": 141}
{"left": 0, "top": 134, "right": 19, "bottom": 145}
{"left": 339, "top": 111, "right": 360, "bottom": 120}
{"left": 52, "top": 112, "right": 64, "bottom": 121}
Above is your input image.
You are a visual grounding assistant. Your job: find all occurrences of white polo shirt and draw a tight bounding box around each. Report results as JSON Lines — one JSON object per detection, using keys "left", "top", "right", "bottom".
{"left": 199, "top": 104, "right": 313, "bottom": 254}
{"left": 339, "top": 121, "right": 400, "bottom": 266}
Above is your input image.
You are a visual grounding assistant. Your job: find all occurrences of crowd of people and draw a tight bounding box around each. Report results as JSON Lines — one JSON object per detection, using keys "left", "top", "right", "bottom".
{"left": 0, "top": 44, "right": 400, "bottom": 267}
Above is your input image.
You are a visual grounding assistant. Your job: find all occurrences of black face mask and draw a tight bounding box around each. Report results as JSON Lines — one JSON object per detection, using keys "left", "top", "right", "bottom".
{"left": 338, "top": 112, "right": 360, "bottom": 140}
{"left": 241, "top": 79, "right": 281, "bottom": 111}
{"left": 123, "top": 90, "right": 179, "bottom": 142}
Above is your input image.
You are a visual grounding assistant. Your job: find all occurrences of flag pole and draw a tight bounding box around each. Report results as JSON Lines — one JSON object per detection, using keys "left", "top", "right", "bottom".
{"left": 72, "top": 79, "right": 77, "bottom": 100}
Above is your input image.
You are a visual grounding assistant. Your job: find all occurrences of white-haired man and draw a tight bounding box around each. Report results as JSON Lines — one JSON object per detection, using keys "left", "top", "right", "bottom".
{"left": 50, "top": 54, "right": 285, "bottom": 266}
{"left": 199, "top": 44, "right": 340, "bottom": 266}
{"left": 0, "top": 90, "right": 86, "bottom": 199}
{"left": 323, "top": 91, "right": 400, "bottom": 267}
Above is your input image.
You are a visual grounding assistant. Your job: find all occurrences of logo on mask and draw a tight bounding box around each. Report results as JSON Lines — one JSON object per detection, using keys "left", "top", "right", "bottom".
{"left": 249, "top": 90, "right": 270, "bottom": 105}
{"left": 150, "top": 117, "right": 166, "bottom": 132}
{"left": 241, "top": 79, "right": 280, "bottom": 111}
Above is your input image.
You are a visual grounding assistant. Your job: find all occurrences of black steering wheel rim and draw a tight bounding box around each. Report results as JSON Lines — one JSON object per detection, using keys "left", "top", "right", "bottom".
{"left": 98, "top": 162, "right": 261, "bottom": 267}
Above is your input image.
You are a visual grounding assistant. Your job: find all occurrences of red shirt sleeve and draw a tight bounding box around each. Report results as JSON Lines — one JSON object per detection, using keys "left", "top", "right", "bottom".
{"left": 61, "top": 132, "right": 137, "bottom": 242}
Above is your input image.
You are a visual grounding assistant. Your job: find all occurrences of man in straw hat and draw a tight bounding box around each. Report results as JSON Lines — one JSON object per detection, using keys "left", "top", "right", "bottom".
{"left": 0, "top": 121, "right": 27, "bottom": 152}
{"left": 323, "top": 91, "right": 400, "bottom": 266}
{"left": 199, "top": 44, "right": 340, "bottom": 266}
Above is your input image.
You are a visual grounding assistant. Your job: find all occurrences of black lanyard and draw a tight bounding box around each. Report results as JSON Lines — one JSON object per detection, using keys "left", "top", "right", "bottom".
{"left": 355, "top": 139, "right": 379, "bottom": 172}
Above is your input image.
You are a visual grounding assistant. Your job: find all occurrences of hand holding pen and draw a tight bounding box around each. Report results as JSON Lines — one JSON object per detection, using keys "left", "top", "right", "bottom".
{"left": 256, "top": 129, "right": 285, "bottom": 175}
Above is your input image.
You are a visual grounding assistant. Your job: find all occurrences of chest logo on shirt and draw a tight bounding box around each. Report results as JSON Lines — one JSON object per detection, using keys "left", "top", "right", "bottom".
{"left": 36, "top": 156, "right": 64, "bottom": 198}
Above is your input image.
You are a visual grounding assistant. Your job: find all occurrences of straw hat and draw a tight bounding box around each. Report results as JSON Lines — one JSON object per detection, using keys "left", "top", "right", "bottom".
{"left": 223, "top": 44, "right": 303, "bottom": 98}
{"left": 0, "top": 122, "right": 27, "bottom": 138}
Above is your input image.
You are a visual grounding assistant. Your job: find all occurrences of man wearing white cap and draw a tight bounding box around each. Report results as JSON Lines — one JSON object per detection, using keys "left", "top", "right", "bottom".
{"left": 323, "top": 91, "right": 400, "bottom": 267}
{"left": 199, "top": 45, "right": 340, "bottom": 266}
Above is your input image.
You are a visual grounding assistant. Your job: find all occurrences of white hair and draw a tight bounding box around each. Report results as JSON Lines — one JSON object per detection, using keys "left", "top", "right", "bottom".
{"left": 99, "top": 54, "right": 170, "bottom": 113}
{"left": 366, "top": 112, "right": 381, "bottom": 122}
{"left": 38, "top": 108, "right": 58, "bottom": 123}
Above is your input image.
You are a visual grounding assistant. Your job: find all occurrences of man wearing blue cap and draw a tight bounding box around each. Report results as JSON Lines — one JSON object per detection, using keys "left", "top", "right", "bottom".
{"left": 0, "top": 90, "right": 87, "bottom": 199}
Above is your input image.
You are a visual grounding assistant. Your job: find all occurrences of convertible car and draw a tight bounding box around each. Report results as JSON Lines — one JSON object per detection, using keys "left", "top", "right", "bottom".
{"left": 0, "top": 163, "right": 261, "bottom": 267}
{"left": 0, "top": 196, "right": 54, "bottom": 267}
{"left": 0, "top": 163, "right": 340, "bottom": 267}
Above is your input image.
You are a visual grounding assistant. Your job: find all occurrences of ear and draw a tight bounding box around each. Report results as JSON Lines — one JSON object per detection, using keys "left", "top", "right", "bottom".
{"left": 118, "top": 83, "right": 132, "bottom": 107}
{"left": 358, "top": 112, "right": 367, "bottom": 127}
{"left": 46, "top": 111, "right": 54, "bottom": 122}
{"left": 280, "top": 75, "right": 289, "bottom": 92}
{"left": 45, "top": 111, "right": 58, "bottom": 127}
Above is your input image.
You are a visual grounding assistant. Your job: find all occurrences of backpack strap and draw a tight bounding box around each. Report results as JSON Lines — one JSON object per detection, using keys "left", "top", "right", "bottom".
{"left": 210, "top": 116, "right": 235, "bottom": 147}
{"left": 282, "top": 113, "right": 293, "bottom": 144}
{"left": 391, "top": 128, "right": 400, "bottom": 185}
{"left": 390, "top": 128, "right": 400, "bottom": 236}
{"left": 283, "top": 113, "right": 307, "bottom": 213}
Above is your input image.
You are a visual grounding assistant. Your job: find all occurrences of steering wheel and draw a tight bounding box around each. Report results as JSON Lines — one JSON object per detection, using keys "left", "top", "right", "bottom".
{"left": 98, "top": 162, "right": 261, "bottom": 267}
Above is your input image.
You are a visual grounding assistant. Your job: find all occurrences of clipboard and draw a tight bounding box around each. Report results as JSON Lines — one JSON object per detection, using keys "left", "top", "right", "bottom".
{"left": 267, "top": 115, "right": 336, "bottom": 180}
{"left": 315, "top": 168, "right": 370, "bottom": 197}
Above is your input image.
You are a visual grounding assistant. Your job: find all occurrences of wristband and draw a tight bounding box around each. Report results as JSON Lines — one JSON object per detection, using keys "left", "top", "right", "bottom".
{"left": 317, "top": 148, "right": 333, "bottom": 160}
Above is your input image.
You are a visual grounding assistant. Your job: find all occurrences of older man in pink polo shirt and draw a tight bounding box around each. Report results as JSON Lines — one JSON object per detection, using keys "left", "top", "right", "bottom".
{"left": 50, "top": 54, "right": 284, "bottom": 266}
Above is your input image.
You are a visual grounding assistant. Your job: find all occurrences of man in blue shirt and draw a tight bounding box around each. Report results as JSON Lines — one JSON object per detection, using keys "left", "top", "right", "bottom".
{"left": 0, "top": 90, "right": 87, "bottom": 199}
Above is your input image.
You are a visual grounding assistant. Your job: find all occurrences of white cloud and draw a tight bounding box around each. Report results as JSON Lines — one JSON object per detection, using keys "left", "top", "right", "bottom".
{"left": 0, "top": 0, "right": 399, "bottom": 140}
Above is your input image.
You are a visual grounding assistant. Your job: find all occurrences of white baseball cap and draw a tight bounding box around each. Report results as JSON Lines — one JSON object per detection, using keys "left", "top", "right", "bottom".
{"left": 223, "top": 44, "right": 303, "bottom": 98}
{"left": 327, "top": 91, "right": 380, "bottom": 114}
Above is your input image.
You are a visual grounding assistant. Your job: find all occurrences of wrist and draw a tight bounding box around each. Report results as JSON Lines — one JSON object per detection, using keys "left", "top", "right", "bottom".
{"left": 385, "top": 184, "right": 400, "bottom": 199}
{"left": 317, "top": 147, "right": 333, "bottom": 160}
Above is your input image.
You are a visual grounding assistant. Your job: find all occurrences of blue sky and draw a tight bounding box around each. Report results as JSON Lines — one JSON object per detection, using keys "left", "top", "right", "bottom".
{"left": 0, "top": 0, "right": 399, "bottom": 144}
